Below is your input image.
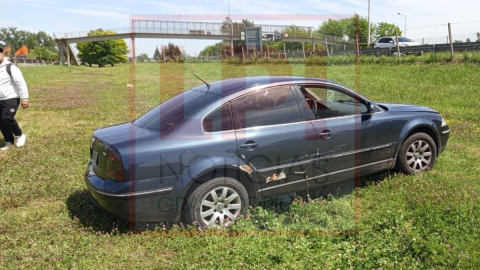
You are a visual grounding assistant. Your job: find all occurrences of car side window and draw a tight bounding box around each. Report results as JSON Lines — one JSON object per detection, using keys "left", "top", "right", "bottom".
{"left": 301, "top": 86, "right": 368, "bottom": 119}
{"left": 203, "top": 103, "right": 234, "bottom": 133}
{"left": 233, "top": 86, "right": 303, "bottom": 129}
{"left": 378, "top": 38, "right": 389, "bottom": 43}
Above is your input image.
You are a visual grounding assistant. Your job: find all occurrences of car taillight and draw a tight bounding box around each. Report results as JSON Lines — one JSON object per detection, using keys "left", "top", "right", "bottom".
{"left": 106, "top": 147, "right": 125, "bottom": 181}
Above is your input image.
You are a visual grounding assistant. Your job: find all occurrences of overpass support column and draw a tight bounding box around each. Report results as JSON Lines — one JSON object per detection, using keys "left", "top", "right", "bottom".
{"left": 312, "top": 38, "right": 315, "bottom": 52}
{"left": 130, "top": 33, "right": 136, "bottom": 67}
{"left": 57, "top": 40, "right": 65, "bottom": 65}
{"left": 66, "top": 42, "right": 71, "bottom": 67}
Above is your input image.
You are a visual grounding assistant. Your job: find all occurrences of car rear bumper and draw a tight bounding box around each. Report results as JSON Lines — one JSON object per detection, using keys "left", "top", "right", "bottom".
{"left": 84, "top": 164, "right": 182, "bottom": 222}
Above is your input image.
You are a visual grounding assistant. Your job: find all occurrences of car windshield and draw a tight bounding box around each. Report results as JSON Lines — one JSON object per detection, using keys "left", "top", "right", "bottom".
{"left": 134, "top": 88, "right": 218, "bottom": 131}
{"left": 398, "top": 37, "right": 413, "bottom": 42}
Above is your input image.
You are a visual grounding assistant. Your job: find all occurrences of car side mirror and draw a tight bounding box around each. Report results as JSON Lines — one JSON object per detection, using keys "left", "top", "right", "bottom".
{"left": 364, "top": 103, "right": 376, "bottom": 114}
{"left": 389, "top": 40, "right": 395, "bottom": 44}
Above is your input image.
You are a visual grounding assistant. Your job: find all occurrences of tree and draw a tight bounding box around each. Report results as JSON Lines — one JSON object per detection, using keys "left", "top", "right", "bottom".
{"left": 160, "top": 43, "right": 183, "bottom": 61}
{"left": 18, "top": 31, "right": 40, "bottom": 50}
{"left": 316, "top": 16, "right": 401, "bottom": 44}
{"left": 221, "top": 17, "right": 254, "bottom": 37}
{"left": 36, "top": 31, "right": 57, "bottom": 51}
{"left": 76, "top": 29, "right": 129, "bottom": 67}
{"left": 153, "top": 46, "right": 161, "bottom": 61}
{"left": 199, "top": 41, "right": 230, "bottom": 57}
{"left": 344, "top": 14, "right": 375, "bottom": 44}
{"left": 270, "top": 25, "right": 315, "bottom": 53}
{"left": 376, "top": 22, "right": 402, "bottom": 39}
{"left": 0, "top": 27, "right": 23, "bottom": 52}
{"left": 29, "top": 46, "right": 57, "bottom": 63}
{"left": 0, "top": 27, "right": 59, "bottom": 61}
{"left": 0, "top": 27, "right": 53, "bottom": 52}
{"left": 317, "top": 19, "right": 349, "bottom": 40}
{"left": 137, "top": 53, "right": 149, "bottom": 62}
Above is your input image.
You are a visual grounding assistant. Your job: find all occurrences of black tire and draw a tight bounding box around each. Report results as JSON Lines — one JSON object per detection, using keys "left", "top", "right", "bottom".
{"left": 395, "top": 132, "right": 437, "bottom": 175}
{"left": 184, "top": 177, "right": 249, "bottom": 227}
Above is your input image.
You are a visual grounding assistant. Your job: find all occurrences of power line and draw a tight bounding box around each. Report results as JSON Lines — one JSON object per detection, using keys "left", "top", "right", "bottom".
{"left": 407, "top": 24, "right": 446, "bottom": 30}
{"left": 407, "top": 20, "right": 480, "bottom": 30}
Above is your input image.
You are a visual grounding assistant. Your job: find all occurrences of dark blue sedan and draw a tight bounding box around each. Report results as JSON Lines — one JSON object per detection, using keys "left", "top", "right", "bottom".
{"left": 85, "top": 76, "right": 450, "bottom": 226}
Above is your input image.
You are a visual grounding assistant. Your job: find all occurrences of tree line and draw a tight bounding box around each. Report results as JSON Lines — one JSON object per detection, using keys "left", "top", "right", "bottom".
{"left": 199, "top": 15, "right": 403, "bottom": 56}
{"left": 0, "top": 27, "right": 58, "bottom": 62}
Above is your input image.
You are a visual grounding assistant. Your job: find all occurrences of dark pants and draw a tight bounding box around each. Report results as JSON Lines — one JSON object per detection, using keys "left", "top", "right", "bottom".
{"left": 0, "top": 98, "right": 22, "bottom": 143}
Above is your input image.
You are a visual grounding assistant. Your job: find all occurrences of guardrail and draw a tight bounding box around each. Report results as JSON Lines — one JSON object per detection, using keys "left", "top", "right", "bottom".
{"left": 359, "top": 42, "right": 480, "bottom": 56}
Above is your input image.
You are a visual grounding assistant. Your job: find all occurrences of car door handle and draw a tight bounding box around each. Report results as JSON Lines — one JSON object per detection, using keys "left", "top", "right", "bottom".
{"left": 318, "top": 130, "right": 332, "bottom": 139}
{"left": 240, "top": 141, "right": 258, "bottom": 149}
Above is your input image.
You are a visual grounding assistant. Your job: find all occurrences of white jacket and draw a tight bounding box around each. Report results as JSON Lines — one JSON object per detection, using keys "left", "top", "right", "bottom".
{"left": 0, "top": 59, "right": 29, "bottom": 101}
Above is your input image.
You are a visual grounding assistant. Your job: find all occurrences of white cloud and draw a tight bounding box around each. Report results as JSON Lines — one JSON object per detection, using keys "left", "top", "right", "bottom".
{"left": 67, "top": 9, "right": 128, "bottom": 19}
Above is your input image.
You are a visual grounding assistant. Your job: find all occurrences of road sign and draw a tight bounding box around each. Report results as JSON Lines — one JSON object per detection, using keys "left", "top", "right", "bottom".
{"left": 245, "top": 27, "right": 262, "bottom": 52}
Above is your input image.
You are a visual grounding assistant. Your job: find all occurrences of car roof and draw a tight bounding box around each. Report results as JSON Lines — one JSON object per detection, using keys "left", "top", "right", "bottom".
{"left": 377, "top": 36, "right": 411, "bottom": 40}
{"left": 193, "top": 76, "right": 333, "bottom": 97}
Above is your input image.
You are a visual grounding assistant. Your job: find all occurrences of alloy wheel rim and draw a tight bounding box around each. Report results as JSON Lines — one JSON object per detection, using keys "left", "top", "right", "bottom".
{"left": 406, "top": 140, "right": 432, "bottom": 172}
{"left": 200, "top": 186, "right": 242, "bottom": 226}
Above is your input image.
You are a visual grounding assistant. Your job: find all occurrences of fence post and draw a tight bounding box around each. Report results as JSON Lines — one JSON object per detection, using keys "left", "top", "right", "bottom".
{"left": 325, "top": 38, "right": 329, "bottom": 57}
{"left": 395, "top": 29, "right": 401, "bottom": 60}
{"left": 302, "top": 42, "right": 306, "bottom": 62}
{"left": 448, "top": 23, "right": 454, "bottom": 61}
{"left": 355, "top": 34, "right": 360, "bottom": 58}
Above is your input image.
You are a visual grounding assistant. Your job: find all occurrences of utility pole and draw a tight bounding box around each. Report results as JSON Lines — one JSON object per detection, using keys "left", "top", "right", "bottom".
{"left": 367, "top": 0, "right": 371, "bottom": 47}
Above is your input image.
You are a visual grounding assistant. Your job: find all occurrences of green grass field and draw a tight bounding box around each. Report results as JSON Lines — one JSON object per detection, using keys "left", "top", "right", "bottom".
{"left": 1, "top": 61, "right": 479, "bottom": 269}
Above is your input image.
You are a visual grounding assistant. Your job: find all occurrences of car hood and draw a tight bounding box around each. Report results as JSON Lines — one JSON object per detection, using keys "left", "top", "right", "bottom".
{"left": 376, "top": 102, "right": 438, "bottom": 113}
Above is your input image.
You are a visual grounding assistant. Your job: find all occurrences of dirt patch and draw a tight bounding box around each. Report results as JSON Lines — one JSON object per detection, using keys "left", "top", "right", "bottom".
{"left": 32, "top": 82, "right": 111, "bottom": 109}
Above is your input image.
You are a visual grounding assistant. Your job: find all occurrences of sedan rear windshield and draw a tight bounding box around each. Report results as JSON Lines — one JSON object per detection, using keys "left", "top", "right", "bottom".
{"left": 134, "top": 89, "right": 219, "bottom": 131}
{"left": 398, "top": 38, "right": 413, "bottom": 42}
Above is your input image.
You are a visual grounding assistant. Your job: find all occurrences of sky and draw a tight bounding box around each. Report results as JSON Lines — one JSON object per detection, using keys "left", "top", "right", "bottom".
{"left": 2, "top": 0, "right": 480, "bottom": 57}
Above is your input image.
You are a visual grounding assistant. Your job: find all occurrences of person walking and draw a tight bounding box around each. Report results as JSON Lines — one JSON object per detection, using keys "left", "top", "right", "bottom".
{"left": 0, "top": 47, "right": 29, "bottom": 150}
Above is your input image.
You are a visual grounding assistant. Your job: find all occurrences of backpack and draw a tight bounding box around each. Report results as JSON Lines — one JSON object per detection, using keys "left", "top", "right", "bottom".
{"left": 6, "top": 64, "right": 12, "bottom": 80}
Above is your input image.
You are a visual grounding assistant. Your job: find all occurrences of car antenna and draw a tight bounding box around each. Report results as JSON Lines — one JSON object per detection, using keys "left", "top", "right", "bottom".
{"left": 192, "top": 73, "right": 211, "bottom": 99}
{"left": 192, "top": 73, "right": 210, "bottom": 90}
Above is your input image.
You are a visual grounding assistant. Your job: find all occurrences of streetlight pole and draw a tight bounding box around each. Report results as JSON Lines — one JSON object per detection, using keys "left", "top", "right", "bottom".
{"left": 367, "top": 0, "right": 371, "bottom": 47}
{"left": 398, "top": 12, "right": 407, "bottom": 36}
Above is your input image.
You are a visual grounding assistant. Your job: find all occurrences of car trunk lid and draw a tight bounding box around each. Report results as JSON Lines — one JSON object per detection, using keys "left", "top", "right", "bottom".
{"left": 91, "top": 122, "right": 159, "bottom": 180}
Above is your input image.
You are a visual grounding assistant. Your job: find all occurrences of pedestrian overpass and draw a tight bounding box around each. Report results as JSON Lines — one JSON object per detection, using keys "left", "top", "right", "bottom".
{"left": 54, "top": 20, "right": 351, "bottom": 66}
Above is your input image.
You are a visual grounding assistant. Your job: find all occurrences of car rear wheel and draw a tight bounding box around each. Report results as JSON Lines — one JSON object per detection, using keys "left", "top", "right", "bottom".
{"left": 395, "top": 132, "right": 437, "bottom": 175}
{"left": 184, "top": 177, "right": 249, "bottom": 227}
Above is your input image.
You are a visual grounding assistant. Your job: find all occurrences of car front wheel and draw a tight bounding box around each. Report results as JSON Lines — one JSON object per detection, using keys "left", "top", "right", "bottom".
{"left": 395, "top": 132, "right": 437, "bottom": 174}
{"left": 184, "top": 177, "right": 249, "bottom": 227}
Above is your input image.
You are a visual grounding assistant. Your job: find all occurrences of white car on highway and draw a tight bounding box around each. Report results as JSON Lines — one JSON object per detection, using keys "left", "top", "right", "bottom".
{"left": 374, "top": 37, "right": 420, "bottom": 48}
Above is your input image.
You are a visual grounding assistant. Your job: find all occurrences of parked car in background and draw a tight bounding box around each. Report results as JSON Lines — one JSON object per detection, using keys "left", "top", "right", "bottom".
{"left": 84, "top": 76, "right": 450, "bottom": 227}
{"left": 374, "top": 37, "right": 421, "bottom": 48}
